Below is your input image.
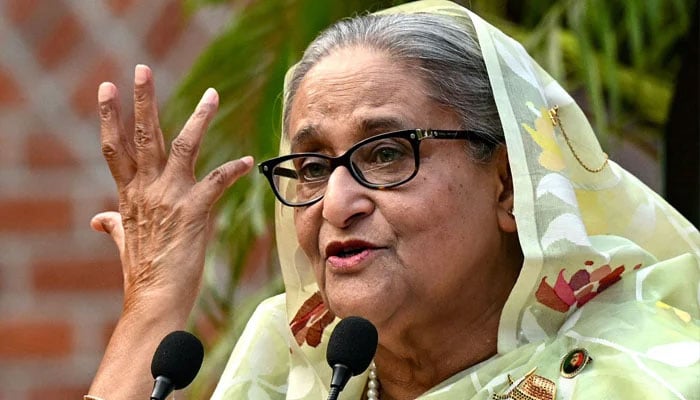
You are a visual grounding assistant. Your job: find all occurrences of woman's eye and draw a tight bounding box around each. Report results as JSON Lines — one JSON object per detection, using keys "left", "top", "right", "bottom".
{"left": 372, "top": 146, "right": 405, "bottom": 163}
{"left": 298, "top": 161, "right": 330, "bottom": 181}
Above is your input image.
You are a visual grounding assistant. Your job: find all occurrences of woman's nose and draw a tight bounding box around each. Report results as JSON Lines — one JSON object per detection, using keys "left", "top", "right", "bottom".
{"left": 321, "top": 166, "right": 374, "bottom": 228}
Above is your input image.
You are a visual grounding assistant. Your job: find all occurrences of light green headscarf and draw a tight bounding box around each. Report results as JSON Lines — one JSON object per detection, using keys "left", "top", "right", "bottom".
{"left": 212, "top": 1, "right": 700, "bottom": 399}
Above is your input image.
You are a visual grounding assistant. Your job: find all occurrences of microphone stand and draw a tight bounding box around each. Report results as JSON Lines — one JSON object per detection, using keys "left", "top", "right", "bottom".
{"left": 327, "top": 364, "right": 351, "bottom": 400}
{"left": 150, "top": 376, "right": 174, "bottom": 400}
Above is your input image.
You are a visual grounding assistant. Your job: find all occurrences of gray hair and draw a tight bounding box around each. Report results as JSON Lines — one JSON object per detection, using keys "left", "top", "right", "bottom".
{"left": 283, "top": 12, "right": 504, "bottom": 161}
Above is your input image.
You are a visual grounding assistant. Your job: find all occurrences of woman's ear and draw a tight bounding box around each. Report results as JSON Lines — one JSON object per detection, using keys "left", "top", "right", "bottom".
{"left": 494, "top": 146, "right": 516, "bottom": 233}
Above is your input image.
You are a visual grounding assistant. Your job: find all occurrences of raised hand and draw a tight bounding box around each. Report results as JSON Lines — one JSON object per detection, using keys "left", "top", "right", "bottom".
{"left": 87, "top": 65, "right": 253, "bottom": 399}
{"left": 94, "top": 64, "right": 253, "bottom": 312}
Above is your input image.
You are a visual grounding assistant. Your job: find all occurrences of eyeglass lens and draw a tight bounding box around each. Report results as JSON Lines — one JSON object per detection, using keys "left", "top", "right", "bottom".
{"left": 272, "top": 135, "right": 416, "bottom": 205}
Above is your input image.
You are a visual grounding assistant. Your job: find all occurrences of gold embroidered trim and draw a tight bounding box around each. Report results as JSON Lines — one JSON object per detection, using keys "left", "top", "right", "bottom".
{"left": 548, "top": 106, "right": 608, "bottom": 173}
{"left": 492, "top": 367, "right": 557, "bottom": 400}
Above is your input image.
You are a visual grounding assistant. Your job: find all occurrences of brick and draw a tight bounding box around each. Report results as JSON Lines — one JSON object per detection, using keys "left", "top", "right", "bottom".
{"left": 13, "top": 1, "right": 63, "bottom": 51}
{"left": 29, "top": 385, "right": 89, "bottom": 400}
{"left": 107, "top": 0, "right": 136, "bottom": 16}
{"left": 145, "top": 1, "right": 186, "bottom": 59}
{"left": 0, "top": 134, "right": 11, "bottom": 169}
{"left": 32, "top": 257, "right": 123, "bottom": 292}
{"left": 102, "top": 196, "right": 119, "bottom": 212}
{"left": 240, "top": 226, "right": 274, "bottom": 284}
{"left": 36, "top": 12, "right": 84, "bottom": 69}
{"left": 0, "top": 198, "right": 72, "bottom": 232}
{"left": 0, "top": 320, "right": 72, "bottom": 358}
{"left": 5, "top": 0, "right": 40, "bottom": 25}
{"left": 71, "top": 56, "right": 120, "bottom": 117}
{"left": 25, "top": 132, "right": 79, "bottom": 169}
{"left": 102, "top": 319, "right": 118, "bottom": 349}
{"left": 0, "top": 67, "right": 24, "bottom": 106}
{"left": 193, "top": 312, "right": 219, "bottom": 346}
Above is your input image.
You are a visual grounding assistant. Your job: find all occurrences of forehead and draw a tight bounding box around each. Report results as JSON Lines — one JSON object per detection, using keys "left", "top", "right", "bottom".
{"left": 287, "top": 47, "right": 454, "bottom": 151}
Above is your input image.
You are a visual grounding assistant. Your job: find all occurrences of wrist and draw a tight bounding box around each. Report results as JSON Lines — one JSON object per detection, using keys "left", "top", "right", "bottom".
{"left": 122, "top": 285, "right": 199, "bottom": 326}
{"left": 89, "top": 301, "right": 192, "bottom": 400}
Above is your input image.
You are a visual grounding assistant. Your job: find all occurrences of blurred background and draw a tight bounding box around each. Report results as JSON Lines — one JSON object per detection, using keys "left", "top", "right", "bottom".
{"left": 0, "top": 0, "right": 696, "bottom": 398}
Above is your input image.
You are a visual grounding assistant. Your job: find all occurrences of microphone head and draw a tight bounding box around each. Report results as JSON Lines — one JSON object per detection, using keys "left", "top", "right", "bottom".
{"left": 150, "top": 330, "right": 204, "bottom": 389}
{"left": 326, "top": 316, "right": 378, "bottom": 376}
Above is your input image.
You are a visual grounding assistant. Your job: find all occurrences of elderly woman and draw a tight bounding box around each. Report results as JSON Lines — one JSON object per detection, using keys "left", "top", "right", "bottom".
{"left": 88, "top": 1, "right": 699, "bottom": 399}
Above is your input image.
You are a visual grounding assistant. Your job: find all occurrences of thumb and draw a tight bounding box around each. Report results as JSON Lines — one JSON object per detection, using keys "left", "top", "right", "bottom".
{"left": 90, "top": 211, "right": 125, "bottom": 253}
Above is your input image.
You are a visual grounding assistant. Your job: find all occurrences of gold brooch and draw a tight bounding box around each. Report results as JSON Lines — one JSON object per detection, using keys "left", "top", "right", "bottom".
{"left": 560, "top": 348, "right": 592, "bottom": 378}
{"left": 492, "top": 367, "right": 556, "bottom": 400}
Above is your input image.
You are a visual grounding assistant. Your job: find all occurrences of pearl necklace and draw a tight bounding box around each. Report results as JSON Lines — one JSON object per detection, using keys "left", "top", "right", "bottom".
{"left": 367, "top": 361, "right": 380, "bottom": 400}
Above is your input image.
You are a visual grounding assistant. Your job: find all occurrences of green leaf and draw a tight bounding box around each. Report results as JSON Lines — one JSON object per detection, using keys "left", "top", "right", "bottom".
{"left": 625, "top": 0, "right": 643, "bottom": 69}
{"left": 567, "top": 0, "right": 607, "bottom": 145}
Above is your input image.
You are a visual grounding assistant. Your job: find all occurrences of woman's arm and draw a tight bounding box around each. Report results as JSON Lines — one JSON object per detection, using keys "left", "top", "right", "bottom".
{"left": 87, "top": 65, "right": 253, "bottom": 399}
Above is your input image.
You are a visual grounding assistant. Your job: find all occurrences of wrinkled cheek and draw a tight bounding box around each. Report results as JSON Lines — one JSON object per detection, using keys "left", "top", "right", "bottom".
{"left": 293, "top": 208, "right": 321, "bottom": 266}
{"left": 293, "top": 210, "right": 327, "bottom": 297}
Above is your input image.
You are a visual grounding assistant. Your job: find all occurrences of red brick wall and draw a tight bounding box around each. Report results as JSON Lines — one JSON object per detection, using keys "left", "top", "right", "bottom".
{"left": 0, "top": 1, "right": 232, "bottom": 398}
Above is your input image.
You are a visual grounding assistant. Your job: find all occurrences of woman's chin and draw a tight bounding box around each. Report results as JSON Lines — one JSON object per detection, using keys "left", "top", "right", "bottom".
{"left": 325, "top": 286, "right": 392, "bottom": 323}
{"left": 322, "top": 267, "right": 400, "bottom": 323}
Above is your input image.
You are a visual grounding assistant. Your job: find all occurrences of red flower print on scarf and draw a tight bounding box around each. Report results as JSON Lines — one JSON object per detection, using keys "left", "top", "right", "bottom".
{"left": 290, "top": 291, "right": 336, "bottom": 347}
{"left": 535, "top": 261, "right": 641, "bottom": 312}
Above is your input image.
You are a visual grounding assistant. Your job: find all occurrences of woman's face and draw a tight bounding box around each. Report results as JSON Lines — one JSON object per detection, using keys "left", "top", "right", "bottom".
{"left": 288, "top": 46, "right": 516, "bottom": 331}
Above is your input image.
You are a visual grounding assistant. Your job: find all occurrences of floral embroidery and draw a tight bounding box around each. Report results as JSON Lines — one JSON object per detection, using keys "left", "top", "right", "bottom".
{"left": 656, "top": 301, "right": 692, "bottom": 323}
{"left": 289, "top": 291, "right": 335, "bottom": 347}
{"left": 535, "top": 261, "right": 630, "bottom": 312}
{"left": 522, "top": 106, "right": 565, "bottom": 172}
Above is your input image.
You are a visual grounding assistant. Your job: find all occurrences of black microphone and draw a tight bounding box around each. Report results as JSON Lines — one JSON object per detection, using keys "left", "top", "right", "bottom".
{"left": 150, "top": 330, "right": 204, "bottom": 400}
{"left": 326, "top": 316, "right": 378, "bottom": 400}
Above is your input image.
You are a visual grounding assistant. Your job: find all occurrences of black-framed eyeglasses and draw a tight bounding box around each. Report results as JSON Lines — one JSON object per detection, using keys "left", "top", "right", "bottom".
{"left": 258, "top": 129, "right": 501, "bottom": 207}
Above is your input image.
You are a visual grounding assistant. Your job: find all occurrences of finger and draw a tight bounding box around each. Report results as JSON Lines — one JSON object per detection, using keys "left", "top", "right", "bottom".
{"left": 133, "top": 64, "right": 166, "bottom": 181}
{"left": 192, "top": 156, "right": 255, "bottom": 206}
{"left": 90, "top": 211, "right": 126, "bottom": 253}
{"left": 164, "top": 88, "right": 219, "bottom": 179}
{"left": 90, "top": 211, "right": 120, "bottom": 233}
{"left": 99, "top": 82, "right": 136, "bottom": 188}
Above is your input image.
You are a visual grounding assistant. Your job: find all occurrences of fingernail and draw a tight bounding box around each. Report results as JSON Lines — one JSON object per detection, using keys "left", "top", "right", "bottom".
{"left": 134, "top": 64, "right": 150, "bottom": 84}
{"left": 240, "top": 155, "right": 254, "bottom": 167}
{"left": 199, "top": 88, "right": 218, "bottom": 106}
{"left": 98, "top": 82, "right": 115, "bottom": 102}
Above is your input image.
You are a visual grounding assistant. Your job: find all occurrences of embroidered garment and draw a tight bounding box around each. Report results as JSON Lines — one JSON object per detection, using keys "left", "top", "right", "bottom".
{"left": 211, "top": 1, "right": 700, "bottom": 399}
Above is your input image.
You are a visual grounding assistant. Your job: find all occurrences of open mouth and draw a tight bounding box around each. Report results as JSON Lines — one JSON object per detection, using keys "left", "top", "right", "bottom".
{"left": 336, "top": 247, "right": 366, "bottom": 258}
{"left": 325, "top": 241, "right": 377, "bottom": 259}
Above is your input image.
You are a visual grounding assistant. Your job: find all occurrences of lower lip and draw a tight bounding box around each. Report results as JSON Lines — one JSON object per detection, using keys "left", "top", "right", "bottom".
{"left": 326, "top": 249, "right": 377, "bottom": 271}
